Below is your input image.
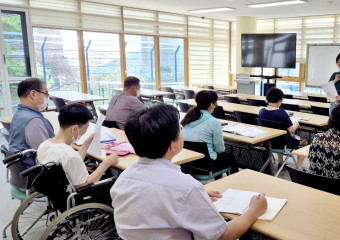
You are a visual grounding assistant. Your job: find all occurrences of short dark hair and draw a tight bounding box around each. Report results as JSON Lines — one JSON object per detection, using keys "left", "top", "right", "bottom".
{"left": 328, "top": 104, "right": 340, "bottom": 130}
{"left": 336, "top": 53, "right": 340, "bottom": 63}
{"left": 18, "top": 78, "right": 45, "bottom": 98}
{"left": 58, "top": 103, "right": 93, "bottom": 129}
{"left": 266, "top": 87, "right": 283, "bottom": 103}
{"left": 124, "top": 76, "right": 140, "bottom": 89}
{"left": 181, "top": 90, "right": 218, "bottom": 126}
{"left": 125, "top": 104, "right": 180, "bottom": 159}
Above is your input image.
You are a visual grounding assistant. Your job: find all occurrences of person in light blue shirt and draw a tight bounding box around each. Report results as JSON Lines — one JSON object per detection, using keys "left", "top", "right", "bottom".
{"left": 181, "top": 90, "right": 239, "bottom": 177}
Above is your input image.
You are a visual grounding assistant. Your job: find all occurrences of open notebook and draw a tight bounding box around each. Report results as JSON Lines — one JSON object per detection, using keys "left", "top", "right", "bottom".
{"left": 213, "top": 188, "right": 287, "bottom": 221}
{"left": 222, "top": 123, "right": 269, "bottom": 138}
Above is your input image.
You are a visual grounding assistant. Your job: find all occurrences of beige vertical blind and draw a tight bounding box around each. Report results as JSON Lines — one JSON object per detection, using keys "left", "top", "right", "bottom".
{"left": 188, "top": 17, "right": 229, "bottom": 85}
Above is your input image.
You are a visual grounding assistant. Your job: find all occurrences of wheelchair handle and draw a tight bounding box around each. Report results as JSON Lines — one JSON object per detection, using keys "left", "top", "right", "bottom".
{"left": 20, "top": 164, "right": 42, "bottom": 178}
{"left": 3, "top": 149, "right": 37, "bottom": 164}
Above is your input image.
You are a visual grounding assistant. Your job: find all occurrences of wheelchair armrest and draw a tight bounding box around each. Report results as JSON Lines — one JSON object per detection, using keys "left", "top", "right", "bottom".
{"left": 76, "top": 177, "right": 116, "bottom": 194}
{"left": 180, "top": 165, "right": 211, "bottom": 174}
{"left": 20, "top": 164, "right": 43, "bottom": 178}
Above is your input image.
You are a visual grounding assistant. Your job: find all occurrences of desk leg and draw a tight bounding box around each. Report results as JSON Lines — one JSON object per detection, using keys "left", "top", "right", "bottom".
{"left": 259, "top": 140, "right": 274, "bottom": 175}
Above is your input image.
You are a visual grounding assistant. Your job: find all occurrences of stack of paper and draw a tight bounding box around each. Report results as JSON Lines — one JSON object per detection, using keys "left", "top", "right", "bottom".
{"left": 321, "top": 82, "right": 338, "bottom": 102}
{"left": 290, "top": 117, "right": 302, "bottom": 124}
{"left": 213, "top": 188, "right": 287, "bottom": 221}
{"left": 222, "top": 123, "right": 269, "bottom": 138}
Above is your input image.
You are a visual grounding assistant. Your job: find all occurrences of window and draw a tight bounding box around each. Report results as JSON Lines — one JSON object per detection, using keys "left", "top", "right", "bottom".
{"left": 159, "top": 37, "right": 184, "bottom": 86}
{"left": 33, "top": 28, "right": 81, "bottom": 91}
{"left": 83, "top": 32, "right": 121, "bottom": 104}
{"left": 125, "top": 35, "right": 155, "bottom": 90}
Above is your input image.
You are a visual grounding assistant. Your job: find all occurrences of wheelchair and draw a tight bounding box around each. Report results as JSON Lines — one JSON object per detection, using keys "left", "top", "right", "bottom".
{"left": 3, "top": 149, "right": 121, "bottom": 240}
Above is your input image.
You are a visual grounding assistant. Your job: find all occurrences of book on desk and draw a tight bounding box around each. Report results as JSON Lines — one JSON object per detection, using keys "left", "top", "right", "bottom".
{"left": 222, "top": 123, "right": 269, "bottom": 138}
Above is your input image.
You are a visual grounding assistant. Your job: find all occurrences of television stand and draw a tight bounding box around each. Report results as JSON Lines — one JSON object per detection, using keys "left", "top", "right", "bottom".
{"left": 250, "top": 68, "right": 283, "bottom": 96}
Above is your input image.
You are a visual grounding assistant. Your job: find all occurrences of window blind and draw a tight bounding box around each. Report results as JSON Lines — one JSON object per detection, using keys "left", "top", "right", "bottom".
{"left": 158, "top": 13, "right": 187, "bottom": 37}
{"left": 0, "top": 0, "right": 28, "bottom": 6}
{"left": 213, "top": 20, "right": 229, "bottom": 85}
{"left": 123, "top": 8, "right": 158, "bottom": 35}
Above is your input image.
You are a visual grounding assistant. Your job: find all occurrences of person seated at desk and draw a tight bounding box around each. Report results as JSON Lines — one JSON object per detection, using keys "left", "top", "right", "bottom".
{"left": 111, "top": 103, "right": 267, "bottom": 240}
{"left": 9, "top": 78, "right": 55, "bottom": 168}
{"left": 258, "top": 87, "right": 305, "bottom": 170}
{"left": 37, "top": 103, "right": 119, "bottom": 189}
{"left": 328, "top": 53, "right": 340, "bottom": 115}
{"left": 181, "top": 90, "right": 239, "bottom": 177}
{"left": 308, "top": 104, "right": 340, "bottom": 178}
{"left": 105, "top": 76, "right": 144, "bottom": 129}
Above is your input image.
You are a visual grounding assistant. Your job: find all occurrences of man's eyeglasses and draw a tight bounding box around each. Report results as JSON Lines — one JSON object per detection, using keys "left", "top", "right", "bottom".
{"left": 37, "top": 91, "right": 49, "bottom": 98}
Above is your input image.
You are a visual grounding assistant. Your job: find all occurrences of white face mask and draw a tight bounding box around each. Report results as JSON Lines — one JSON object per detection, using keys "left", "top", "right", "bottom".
{"left": 72, "top": 126, "right": 82, "bottom": 143}
{"left": 35, "top": 94, "right": 48, "bottom": 112}
{"left": 137, "top": 89, "right": 141, "bottom": 97}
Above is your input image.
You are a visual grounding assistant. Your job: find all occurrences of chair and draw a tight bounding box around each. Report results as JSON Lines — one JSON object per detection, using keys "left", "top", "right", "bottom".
{"left": 182, "top": 89, "right": 195, "bottom": 99}
{"left": 97, "top": 105, "right": 107, "bottom": 116}
{"left": 50, "top": 97, "right": 67, "bottom": 112}
{"left": 283, "top": 94, "right": 293, "bottom": 99}
{"left": 178, "top": 102, "right": 190, "bottom": 113}
{"left": 180, "top": 141, "right": 231, "bottom": 181}
{"left": 1, "top": 145, "right": 12, "bottom": 183}
{"left": 247, "top": 99, "right": 267, "bottom": 107}
{"left": 0, "top": 119, "right": 11, "bottom": 132}
{"left": 287, "top": 166, "right": 340, "bottom": 196}
{"left": 212, "top": 106, "right": 226, "bottom": 120}
{"left": 225, "top": 96, "right": 240, "bottom": 104}
{"left": 203, "top": 85, "right": 214, "bottom": 90}
{"left": 102, "top": 120, "right": 119, "bottom": 129}
{"left": 256, "top": 118, "right": 298, "bottom": 177}
{"left": 160, "top": 87, "right": 176, "bottom": 105}
{"left": 311, "top": 105, "right": 329, "bottom": 116}
{"left": 234, "top": 111, "right": 258, "bottom": 125}
{"left": 308, "top": 96, "right": 328, "bottom": 103}
{"left": 280, "top": 103, "right": 300, "bottom": 112}
{"left": 0, "top": 128, "right": 10, "bottom": 143}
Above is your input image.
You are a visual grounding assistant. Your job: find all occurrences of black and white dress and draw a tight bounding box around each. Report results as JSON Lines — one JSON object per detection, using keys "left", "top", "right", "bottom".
{"left": 308, "top": 128, "right": 340, "bottom": 178}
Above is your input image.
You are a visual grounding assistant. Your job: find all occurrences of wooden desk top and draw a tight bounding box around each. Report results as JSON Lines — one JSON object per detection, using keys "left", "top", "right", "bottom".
{"left": 228, "top": 93, "right": 330, "bottom": 109}
{"left": 191, "top": 83, "right": 237, "bottom": 91}
{"left": 221, "top": 120, "right": 286, "bottom": 145}
{"left": 2, "top": 112, "right": 203, "bottom": 171}
{"left": 113, "top": 88, "right": 174, "bottom": 97}
{"left": 292, "top": 145, "right": 310, "bottom": 158}
{"left": 283, "top": 91, "right": 329, "bottom": 100}
{"left": 205, "top": 169, "right": 340, "bottom": 240}
{"left": 49, "top": 91, "right": 108, "bottom": 103}
{"left": 169, "top": 85, "right": 217, "bottom": 93}
{"left": 178, "top": 99, "right": 328, "bottom": 127}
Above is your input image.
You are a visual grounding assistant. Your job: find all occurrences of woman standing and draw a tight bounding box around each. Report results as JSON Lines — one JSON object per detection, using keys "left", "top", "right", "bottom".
{"left": 328, "top": 53, "right": 340, "bottom": 115}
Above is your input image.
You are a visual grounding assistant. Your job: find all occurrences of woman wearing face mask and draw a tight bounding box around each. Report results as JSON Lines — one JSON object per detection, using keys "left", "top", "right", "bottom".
{"left": 181, "top": 90, "right": 239, "bottom": 178}
{"left": 37, "top": 103, "right": 119, "bottom": 189}
{"left": 329, "top": 53, "right": 340, "bottom": 115}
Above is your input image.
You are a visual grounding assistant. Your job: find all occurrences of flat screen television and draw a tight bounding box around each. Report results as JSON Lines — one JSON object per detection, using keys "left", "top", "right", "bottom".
{"left": 241, "top": 33, "right": 296, "bottom": 69}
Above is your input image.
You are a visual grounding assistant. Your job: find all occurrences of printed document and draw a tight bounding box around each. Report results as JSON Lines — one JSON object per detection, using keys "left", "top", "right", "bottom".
{"left": 213, "top": 188, "right": 287, "bottom": 221}
{"left": 222, "top": 123, "right": 268, "bottom": 138}
{"left": 321, "top": 82, "right": 338, "bottom": 102}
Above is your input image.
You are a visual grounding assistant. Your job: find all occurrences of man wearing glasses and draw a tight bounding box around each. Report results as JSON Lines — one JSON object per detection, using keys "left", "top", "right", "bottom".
{"left": 9, "top": 78, "right": 55, "bottom": 168}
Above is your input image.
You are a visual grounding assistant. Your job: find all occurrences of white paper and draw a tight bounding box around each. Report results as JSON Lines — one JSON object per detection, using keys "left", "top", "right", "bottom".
{"left": 214, "top": 188, "right": 287, "bottom": 221}
{"left": 290, "top": 117, "right": 302, "bottom": 124}
{"left": 321, "top": 82, "right": 338, "bottom": 102}
{"left": 223, "top": 123, "right": 269, "bottom": 138}
{"left": 87, "top": 114, "right": 106, "bottom": 156}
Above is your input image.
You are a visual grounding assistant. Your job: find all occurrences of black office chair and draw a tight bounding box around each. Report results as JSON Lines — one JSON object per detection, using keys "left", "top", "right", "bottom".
{"left": 234, "top": 111, "right": 258, "bottom": 125}
{"left": 97, "top": 106, "right": 107, "bottom": 116}
{"left": 283, "top": 94, "right": 293, "bottom": 99}
{"left": 160, "top": 87, "right": 176, "bottom": 105}
{"left": 0, "top": 119, "right": 11, "bottom": 132}
{"left": 102, "top": 120, "right": 119, "bottom": 129}
{"left": 247, "top": 99, "right": 267, "bottom": 107}
{"left": 256, "top": 118, "right": 298, "bottom": 177}
{"left": 182, "top": 89, "right": 195, "bottom": 99}
{"left": 308, "top": 96, "right": 328, "bottom": 103}
{"left": 178, "top": 102, "right": 190, "bottom": 113}
{"left": 203, "top": 85, "right": 214, "bottom": 90}
{"left": 212, "top": 106, "right": 226, "bottom": 120}
{"left": 280, "top": 103, "right": 300, "bottom": 112}
{"left": 50, "top": 97, "right": 67, "bottom": 112}
{"left": 311, "top": 106, "right": 329, "bottom": 116}
{"left": 225, "top": 96, "right": 240, "bottom": 104}
{"left": 180, "top": 141, "right": 231, "bottom": 181}
{"left": 287, "top": 166, "right": 340, "bottom": 196}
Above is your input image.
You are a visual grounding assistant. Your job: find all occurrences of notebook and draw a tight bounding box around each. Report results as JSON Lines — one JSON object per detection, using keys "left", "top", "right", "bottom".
{"left": 213, "top": 188, "right": 287, "bottom": 221}
{"left": 222, "top": 123, "right": 269, "bottom": 138}
{"left": 75, "top": 131, "right": 116, "bottom": 145}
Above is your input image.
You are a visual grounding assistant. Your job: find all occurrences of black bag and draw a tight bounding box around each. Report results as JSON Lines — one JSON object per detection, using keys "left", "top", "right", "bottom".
{"left": 286, "top": 135, "right": 299, "bottom": 149}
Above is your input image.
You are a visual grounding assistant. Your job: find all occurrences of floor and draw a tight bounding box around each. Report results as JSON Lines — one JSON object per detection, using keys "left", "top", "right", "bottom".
{"left": 0, "top": 133, "right": 310, "bottom": 240}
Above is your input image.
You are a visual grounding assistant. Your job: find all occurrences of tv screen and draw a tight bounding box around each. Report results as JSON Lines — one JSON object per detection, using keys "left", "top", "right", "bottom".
{"left": 241, "top": 33, "right": 296, "bottom": 69}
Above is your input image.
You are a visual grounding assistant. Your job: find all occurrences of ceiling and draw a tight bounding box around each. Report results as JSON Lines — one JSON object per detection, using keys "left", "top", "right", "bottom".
{"left": 97, "top": 0, "right": 340, "bottom": 21}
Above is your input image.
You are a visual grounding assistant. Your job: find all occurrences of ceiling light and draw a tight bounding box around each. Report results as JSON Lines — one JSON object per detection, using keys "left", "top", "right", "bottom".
{"left": 188, "top": 7, "right": 235, "bottom": 13}
{"left": 247, "top": 0, "right": 307, "bottom": 8}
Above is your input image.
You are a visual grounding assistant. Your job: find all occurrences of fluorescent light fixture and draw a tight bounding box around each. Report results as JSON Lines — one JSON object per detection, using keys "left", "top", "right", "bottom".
{"left": 188, "top": 7, "right": 235, "bottom": 13}
{"left": 247, "top": 0, "right": 307, "bottom": 8}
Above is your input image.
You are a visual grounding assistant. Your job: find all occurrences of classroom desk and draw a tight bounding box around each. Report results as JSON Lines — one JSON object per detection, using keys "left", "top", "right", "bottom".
{"left": 283, "top": 91, "right": 329, "bottom": 100}
{"left": 169, "top": 85, "right": 217, "bottom": 93}
{"left": 292, "top": 145, "right": 310, "bottom": 159}
{"left": 228, "top": 93, "right": 330, "bottom": 109}
{"left": 112, "top": 88, "right": 174, "bottom": 102}
{"left": 191, "top": 83, "right": 237, "bottom": 93}
{"left": 49, "top": 91, "right": 107, "bottom": 117}
{"left": 205, "top": 169, "right": 340, "bottom": 240}
{"left": 1, "top": 112, "right": 204, "bottom": 171}
{"left": 178, "top": 99, "right": 329, "bottom": 127}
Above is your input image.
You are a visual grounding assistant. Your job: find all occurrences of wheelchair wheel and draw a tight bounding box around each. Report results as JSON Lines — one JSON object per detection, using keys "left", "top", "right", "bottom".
{"left": 40, "top": 203, "right": 120, "bottom": 240}
{"left": 11, "top": 191, "right": 58, "bottom": 240}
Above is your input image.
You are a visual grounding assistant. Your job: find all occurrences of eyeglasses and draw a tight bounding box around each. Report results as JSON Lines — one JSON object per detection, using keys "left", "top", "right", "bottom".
{"left": 37, "top": 91, "right": 49, "bottom": 98}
